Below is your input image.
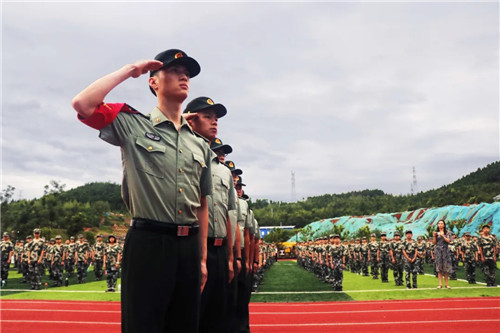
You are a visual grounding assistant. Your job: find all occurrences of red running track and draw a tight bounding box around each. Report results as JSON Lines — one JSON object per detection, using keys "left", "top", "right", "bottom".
{"left": 1, "top": 297, "right": 499, "bottom": 333}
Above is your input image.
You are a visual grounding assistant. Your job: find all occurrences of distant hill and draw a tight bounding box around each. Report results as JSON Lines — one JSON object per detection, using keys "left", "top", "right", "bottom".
{"left": 251, "top": 161, "right": 500, "bottom": 228}
{"left": 61, "top": 182, "right": 126, "bottom": 212}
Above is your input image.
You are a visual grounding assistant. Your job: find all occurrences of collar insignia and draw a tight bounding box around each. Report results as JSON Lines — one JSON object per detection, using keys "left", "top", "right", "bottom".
{"left": 145, "top": 132, "right": 161, "bottom": 141}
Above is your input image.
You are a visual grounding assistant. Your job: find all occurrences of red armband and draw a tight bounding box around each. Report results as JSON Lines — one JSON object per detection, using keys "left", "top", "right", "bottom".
{"left": 78, "top": 103, "right": 138, "bottom": 130}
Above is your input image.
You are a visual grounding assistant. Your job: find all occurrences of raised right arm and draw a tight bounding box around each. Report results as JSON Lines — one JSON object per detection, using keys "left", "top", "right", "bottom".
{"left": 72, "top": 60, "right": 163, "bottom": 118}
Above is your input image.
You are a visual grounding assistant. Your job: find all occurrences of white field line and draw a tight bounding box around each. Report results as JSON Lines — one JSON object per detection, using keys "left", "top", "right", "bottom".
{"left": 251, "top": 319, "right": 500, "bottom": 327}
{"left": 250, "top": 306, "right": 500, "bottom": 315}
{"left": 0, "top": 289, "right": 112, "bottom": 293}
{"left": 255, "top": 285, "right": 497, "bottom": 294}
{"left": 250, "top": 297, "right": 500, "bottom": 306}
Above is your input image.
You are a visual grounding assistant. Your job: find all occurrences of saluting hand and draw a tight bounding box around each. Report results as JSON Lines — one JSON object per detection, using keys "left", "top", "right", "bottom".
{"left": 130, "top": 60, "right": 163, "bottom": 78}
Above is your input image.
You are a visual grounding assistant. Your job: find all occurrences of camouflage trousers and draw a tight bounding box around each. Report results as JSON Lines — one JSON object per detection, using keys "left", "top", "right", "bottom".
{"left": 482, "top": 259, "right": 496, "bottom": 286}
{"left": 106, "top": 266, "right": 119, "bottom": 290}
{"left": 28, "top": 262, "right": 42, "bottom": 289}
{"left": 94, "top": 259, "right": 104, "bottom": 280}
{"left": 450, "top": 255, "right": 458, "bottom": 279}
{"left": 370, "top": 255, "right": 379, "bottom": 279}
{"left": 392, "top": 258, "right": 404, "bottom": 286}
{"left": 331, "top": 258, "right": 344, "bottom": 290}
{"left": 379, "top": 256, "right": 390, "bottom": 282}
{"left": 1, "top": 258, "right": 10, "bottom": 281}
{"left": 65, "top": 259, "right": 75, "bottom": 276}
{"left": 51, "top": 260, "right": 64, "bottom": 286}
{"left": 404, "top": 260, "right": 417, "bottom": 288}
{"left": 360, "top": 255, "right": 369, "bottom": 276}
{"left": 76, "top": 261, "right": 87, "bottom": 283}
{"left": 464, "top": 260, "right": 476, "bottom": 283}
{"left": 415, "top": 257, "right": 425, "bottom": 274}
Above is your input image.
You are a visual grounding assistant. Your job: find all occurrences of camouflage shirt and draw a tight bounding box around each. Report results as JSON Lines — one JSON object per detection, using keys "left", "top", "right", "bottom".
{"left": 105, "top": 243, "right": 121, "bottom": 267}
{"left": 479, "top": 235, "right": 496, "bottom": 260}
{"left": 461, "top": 241, "right": 477, "bottom": 261}
{"left": 93, "top": 242, "right": 106, "bottom": 260}
{"left": 28, "top": 238, "right": 45, "bottom": 262}
{"left": 52, "top": 244, "right": 64, "bottom": 262}
{"left": 0, "top": 240, "right": 13, "bottom": 260}
{"left": 75, "top": 242, "right": 90, "bottom": 262}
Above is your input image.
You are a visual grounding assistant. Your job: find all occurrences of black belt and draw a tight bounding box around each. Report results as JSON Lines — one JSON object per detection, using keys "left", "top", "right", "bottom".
{"left": 207, "top": 237, "right": 227, "bottom": 247}
{"left": 131, "top": 218, "right": 199, "bottom": 237}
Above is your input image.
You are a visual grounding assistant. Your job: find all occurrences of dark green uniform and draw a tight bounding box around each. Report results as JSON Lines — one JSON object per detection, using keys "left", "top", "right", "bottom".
{"left": 93, "top": 241, "right": 106, "bottom": 280}
{"left": 51, "top": 243, "right": 65, "bottom": 286}
{"left": 104, "top": 242, "right": 121, "bottom": 291}
{"left": 379, "top": 239, "right": 391, "bottom": 282}
{"left": 368, "top": 240, "right": 379, "bottom": 279}
{"left": 391, "top": 239, "right": 405, "bottom": 286}
{"left": 75, "top": 241, "right": 90, "bottom": 283}
{"left": 27, "top": 238, "right": 45, "bottom": 290}
{"left": 479, "top": 234, "right": 497, "bottom": 286}
{"left": 403, "top": 238, "right": 418, "bottom": 289}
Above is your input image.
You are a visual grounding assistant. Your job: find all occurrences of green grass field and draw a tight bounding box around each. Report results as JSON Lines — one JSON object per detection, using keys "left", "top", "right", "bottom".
{"left": 250, "top": 260, "right": 500, "bottom": 302}
{"left": 1, "top": 261, "right": 499, "bottom": 303}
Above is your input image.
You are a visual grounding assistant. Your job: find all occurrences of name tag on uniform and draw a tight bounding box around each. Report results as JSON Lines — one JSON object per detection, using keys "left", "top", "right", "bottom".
{"left": 145, "top": 132, "right": 161, "bottom": 141}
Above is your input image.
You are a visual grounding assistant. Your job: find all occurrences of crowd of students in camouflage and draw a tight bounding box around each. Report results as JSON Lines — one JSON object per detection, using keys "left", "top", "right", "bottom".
{"left": 296, "top": 224, "right": 498, "bottom": 290}
{"left": 0, "top": 229, "right": 123, "bottom": 292}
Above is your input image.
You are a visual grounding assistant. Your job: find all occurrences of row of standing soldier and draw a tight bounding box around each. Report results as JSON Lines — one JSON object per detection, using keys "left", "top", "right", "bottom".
{"left": 296, "top": 226, "right": 498, "bottom": 290}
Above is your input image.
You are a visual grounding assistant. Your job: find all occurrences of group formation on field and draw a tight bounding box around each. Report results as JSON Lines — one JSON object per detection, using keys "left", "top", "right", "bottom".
{"left": 296, "top": 222, "right": 498, "bottom": 290}
{"left": 0, "top": 230, "right": 122, "bottom": 292}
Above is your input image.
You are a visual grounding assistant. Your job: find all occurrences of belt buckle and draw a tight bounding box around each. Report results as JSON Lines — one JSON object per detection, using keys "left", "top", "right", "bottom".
{"left": 177, "top": 226, "right": 189, "bottom": 237}
{"left": 214, "top": 238, "right": 223, "bottom": 246}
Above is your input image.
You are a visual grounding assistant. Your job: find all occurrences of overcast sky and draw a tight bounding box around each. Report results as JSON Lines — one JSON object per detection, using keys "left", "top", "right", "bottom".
{"left": 2, "top": 1, "right": 499, "bottom": 203}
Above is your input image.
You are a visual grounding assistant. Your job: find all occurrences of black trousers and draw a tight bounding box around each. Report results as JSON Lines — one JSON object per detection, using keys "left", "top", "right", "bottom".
{"left": 199, "top": 243, "right": 229, "bottom": 333}
{"left": 121, "top": 227, "right": 201, "bottom": 333}
{"left": 228, "top": 254, "right": 239, "bottom": 332}
{"left": 236, "top": 251, "right": 251, "bottom": 333}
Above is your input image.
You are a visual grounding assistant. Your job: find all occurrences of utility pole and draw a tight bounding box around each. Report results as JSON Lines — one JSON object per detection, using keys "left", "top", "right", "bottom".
{"left": 410, "top": 166, "right": 418, "bottom": 195}
{"left": 291, "top": 171, "right": 296, "bottom": 202}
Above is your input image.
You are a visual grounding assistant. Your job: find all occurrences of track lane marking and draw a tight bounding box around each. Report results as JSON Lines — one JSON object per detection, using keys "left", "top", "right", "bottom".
{"left": 250, "top": 306, "right": 500, "bottom": 314}
{"left": 0, "top": 320, "right": 119, "bottom": 325}
{"left": 250, "top": 319, "right": 500, "bottom": 327}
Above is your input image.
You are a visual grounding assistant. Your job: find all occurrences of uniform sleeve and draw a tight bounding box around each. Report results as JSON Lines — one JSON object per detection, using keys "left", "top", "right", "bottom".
{"left": 199, "top": 145, "right": 213, "bottom": 197}
{"left": 246, "top": 209, "right": 254, "bottom": 231}
{"left": 227, "top": 174, "right": 236, "bottom": 211}
{"left": 78, "top": 103, "right": 135, "bottom": 130}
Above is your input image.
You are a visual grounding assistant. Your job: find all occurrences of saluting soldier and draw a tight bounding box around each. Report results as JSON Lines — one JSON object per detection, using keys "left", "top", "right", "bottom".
{"left": 478, "top": 225, "right": 497, "bottom": 287}
{"left": 184, "top": 98, "right": 235, "bottom": 333}
{"left": 74, "top": 235, "right": 90, "bottom": 284}
{"left": 390, "top": 232, "right": 405, "bottom": 286}
{"left": 73, "top": 49, "right": 212, "bottom": 332}
{"left": 92, "top": 234, "right": 106, "bottom": 281}
{"left": 402, "top": 230, "right": 418, "bottom": 289}
{"left": 27, "top": 228, "right": 45, "bottom": 290}
{"left": 0, "top": 232, "right": 14, "bottom": 287}
{"left": 51, "top": 235, "right": 65, "bottom": 286}
{"left": 103, "top": 235, "right": 121, "bottom": 292}
{"left": 460, "top": 232, "right": 478, "bottom": 284}
{"left": 368, "top": 233, "right": 379, "bottom": 279}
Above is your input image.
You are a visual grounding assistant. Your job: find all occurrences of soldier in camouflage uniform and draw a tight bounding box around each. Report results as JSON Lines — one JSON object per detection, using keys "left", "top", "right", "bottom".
{"left": 478, "top": 225, "right": 497, "bottom": 287}
{"left": 92, "top": 234, "right": 106, "bottom": 281}
{"left": 0, "top": 232, "right": 14, "bottom": 287}
{"left": 65, "top": 236, "right": 76, "bottom": 277}
{"left": 379, "top": 232, "right": 391, "bottom": 282}
{"left": 103, "top": 235, "right": 121, "bottom": 292}
{"left": 352, "top": 239, "right": 361, "bottom": 274}
{"left": 449, "top": 233, "right": 459, "bottom": 280}
{"left": 27, "top": 228, "right": 45, "bottom": 290}
{"left": 416, "top": 236, "right": 426, "bottom": 275}
{"left": 45, "top": 238, "right": 55, "bottom": 281}
{"left": 368, "top": 233, "right": 379, "bottom": 279}
{"left": 15, "top": 240, "right": 24, "bottom": 273}
{"left": 21, "top": 235, "right": 32, "bottom": 283}
{"left": 460, "top": 232, "right": 478, "bottom": 284}
{"left": 328, "top": 234, "right": 346, "bottom": 291}
{"left": 390, "top": 232, "right": 405, "bottom": 286}
{"left": 74, "top": 235, "right": 90, "bottom": 284}
{"left": 360, "top": 237, "right": 369, "bottom": 276}
{"left": 51, "top": 235, "right": 65, "bottom": 286}
{"left": 402, "top": 230, "right": 418, "bottom": 289}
